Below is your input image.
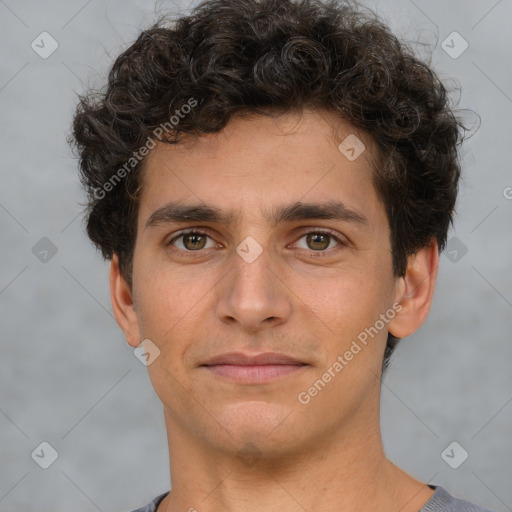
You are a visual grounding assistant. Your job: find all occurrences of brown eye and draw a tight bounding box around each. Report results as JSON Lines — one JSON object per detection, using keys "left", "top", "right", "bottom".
{"left": 169, "top": 231, "right": 216, "bottom": 251}
{"left": 306, "top": 233, "right": 334, "bottom": 250}
{"left": 293, "top": 231, "right": 342, "bottom": 252}
{"left": 182, "top": 233, "right": 207, "bottom": 250}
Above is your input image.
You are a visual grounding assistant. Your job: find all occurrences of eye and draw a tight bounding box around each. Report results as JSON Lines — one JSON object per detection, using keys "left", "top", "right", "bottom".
{"left": 167, "top": 229, "right": 344, "bottom": 254}
{"left": 294, "top": 231, "right": 342, "bottom": 251}
{"left": 169, "top": 230, "right": 218, "bottom": 251}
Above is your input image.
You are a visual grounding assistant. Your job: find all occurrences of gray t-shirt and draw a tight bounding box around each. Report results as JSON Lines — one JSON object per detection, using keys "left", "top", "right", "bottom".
{"left": 129, "top": 485, "right": 495, "bottom": 512}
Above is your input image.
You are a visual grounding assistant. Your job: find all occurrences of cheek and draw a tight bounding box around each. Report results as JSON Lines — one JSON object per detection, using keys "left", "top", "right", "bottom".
{"left": 133, "top": 259, "right": 214, "bottom": 345}
{"left": 295, "top": 265, "right": 366, "bottom": 313}
{"left": 291, "top": 264, "right": 390, "bottom": 349}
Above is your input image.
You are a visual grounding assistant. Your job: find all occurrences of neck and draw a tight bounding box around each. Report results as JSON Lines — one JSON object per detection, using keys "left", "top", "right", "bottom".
{"left": 158, "top": 406, "right": 434, "bottom": 512}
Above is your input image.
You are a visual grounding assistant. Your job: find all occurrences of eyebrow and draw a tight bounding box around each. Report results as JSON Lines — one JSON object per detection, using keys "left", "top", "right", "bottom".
{"left": 144, "top": 200, "right": 369, "bottom": 231}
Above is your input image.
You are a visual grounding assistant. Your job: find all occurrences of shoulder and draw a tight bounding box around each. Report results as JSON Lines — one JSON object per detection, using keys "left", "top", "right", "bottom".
{"left": 422, "top": 486, "right": 496, "bottom": 512}
{"left": 129, "top": 491, "right": 170, "bottom": 512}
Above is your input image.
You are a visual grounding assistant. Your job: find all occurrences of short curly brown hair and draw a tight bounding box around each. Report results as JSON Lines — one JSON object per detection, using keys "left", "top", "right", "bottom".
{"left": 69, "top": 0, "right": 466, "bottom": 368}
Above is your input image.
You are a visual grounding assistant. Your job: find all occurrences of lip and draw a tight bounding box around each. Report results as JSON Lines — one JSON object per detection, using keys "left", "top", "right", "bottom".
{"left": 200, "top": 352, "right": 309, "bottom": 384}
{"left": 202, "top": 351, "right": 306, "bottom": 366}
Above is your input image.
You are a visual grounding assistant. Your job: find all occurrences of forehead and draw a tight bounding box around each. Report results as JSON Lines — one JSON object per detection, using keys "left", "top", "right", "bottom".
{"left": 137, "top": 109, "right": 385, "bottom": 228}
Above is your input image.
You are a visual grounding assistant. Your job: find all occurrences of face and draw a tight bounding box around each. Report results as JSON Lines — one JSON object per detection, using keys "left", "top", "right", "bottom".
{"left": 115, "top": 109, "right": 411, "bottom": 460}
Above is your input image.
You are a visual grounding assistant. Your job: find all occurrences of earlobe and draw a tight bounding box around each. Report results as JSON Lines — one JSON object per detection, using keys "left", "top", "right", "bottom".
{"left": 387, "top": 239, "right": 439, "bottom": 339}
{"left": 110, "top": 254, "right": 141, "bottom": 348}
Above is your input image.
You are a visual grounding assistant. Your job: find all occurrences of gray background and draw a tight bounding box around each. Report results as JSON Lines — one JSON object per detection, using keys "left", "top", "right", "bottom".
{"left": 1, "top": 0, "right": 511, "bottom": 511}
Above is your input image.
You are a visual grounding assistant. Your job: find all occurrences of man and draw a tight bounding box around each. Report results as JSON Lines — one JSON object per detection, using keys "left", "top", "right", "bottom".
{"left": 70, "top": 0, "right": 492, "bottom": 511}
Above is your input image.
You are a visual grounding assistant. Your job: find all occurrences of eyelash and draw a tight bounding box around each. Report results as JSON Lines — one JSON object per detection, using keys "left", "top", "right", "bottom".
{"left": 167, "top": 228, "right": 346, "bottom": 257}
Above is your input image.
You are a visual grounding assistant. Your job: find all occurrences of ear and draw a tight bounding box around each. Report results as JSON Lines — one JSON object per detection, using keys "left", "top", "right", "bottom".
{"left": 110, "top": 253, "right": 141, "bottom": 348}
{"left": 388, "top": 239, "right": 439, "bottom": 339}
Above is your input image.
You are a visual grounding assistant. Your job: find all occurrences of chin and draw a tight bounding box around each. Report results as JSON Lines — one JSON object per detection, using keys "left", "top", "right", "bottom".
{"left": 207, "top": 400, "right": 301, "bottom": 453}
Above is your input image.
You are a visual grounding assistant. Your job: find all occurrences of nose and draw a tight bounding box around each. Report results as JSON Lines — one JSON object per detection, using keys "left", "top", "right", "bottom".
{"left": 214, "top": 245, "right": 292, "bottom": 333}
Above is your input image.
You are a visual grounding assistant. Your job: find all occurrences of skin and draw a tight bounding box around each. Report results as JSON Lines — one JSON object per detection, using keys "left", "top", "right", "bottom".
{"left": 110, "top": 109, "right": 439, "bottom": 512}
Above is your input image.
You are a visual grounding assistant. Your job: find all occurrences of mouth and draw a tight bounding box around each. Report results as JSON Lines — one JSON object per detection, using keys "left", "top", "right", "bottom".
{"left": 200, "top": 352, "right": 309, "bottom": 384}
